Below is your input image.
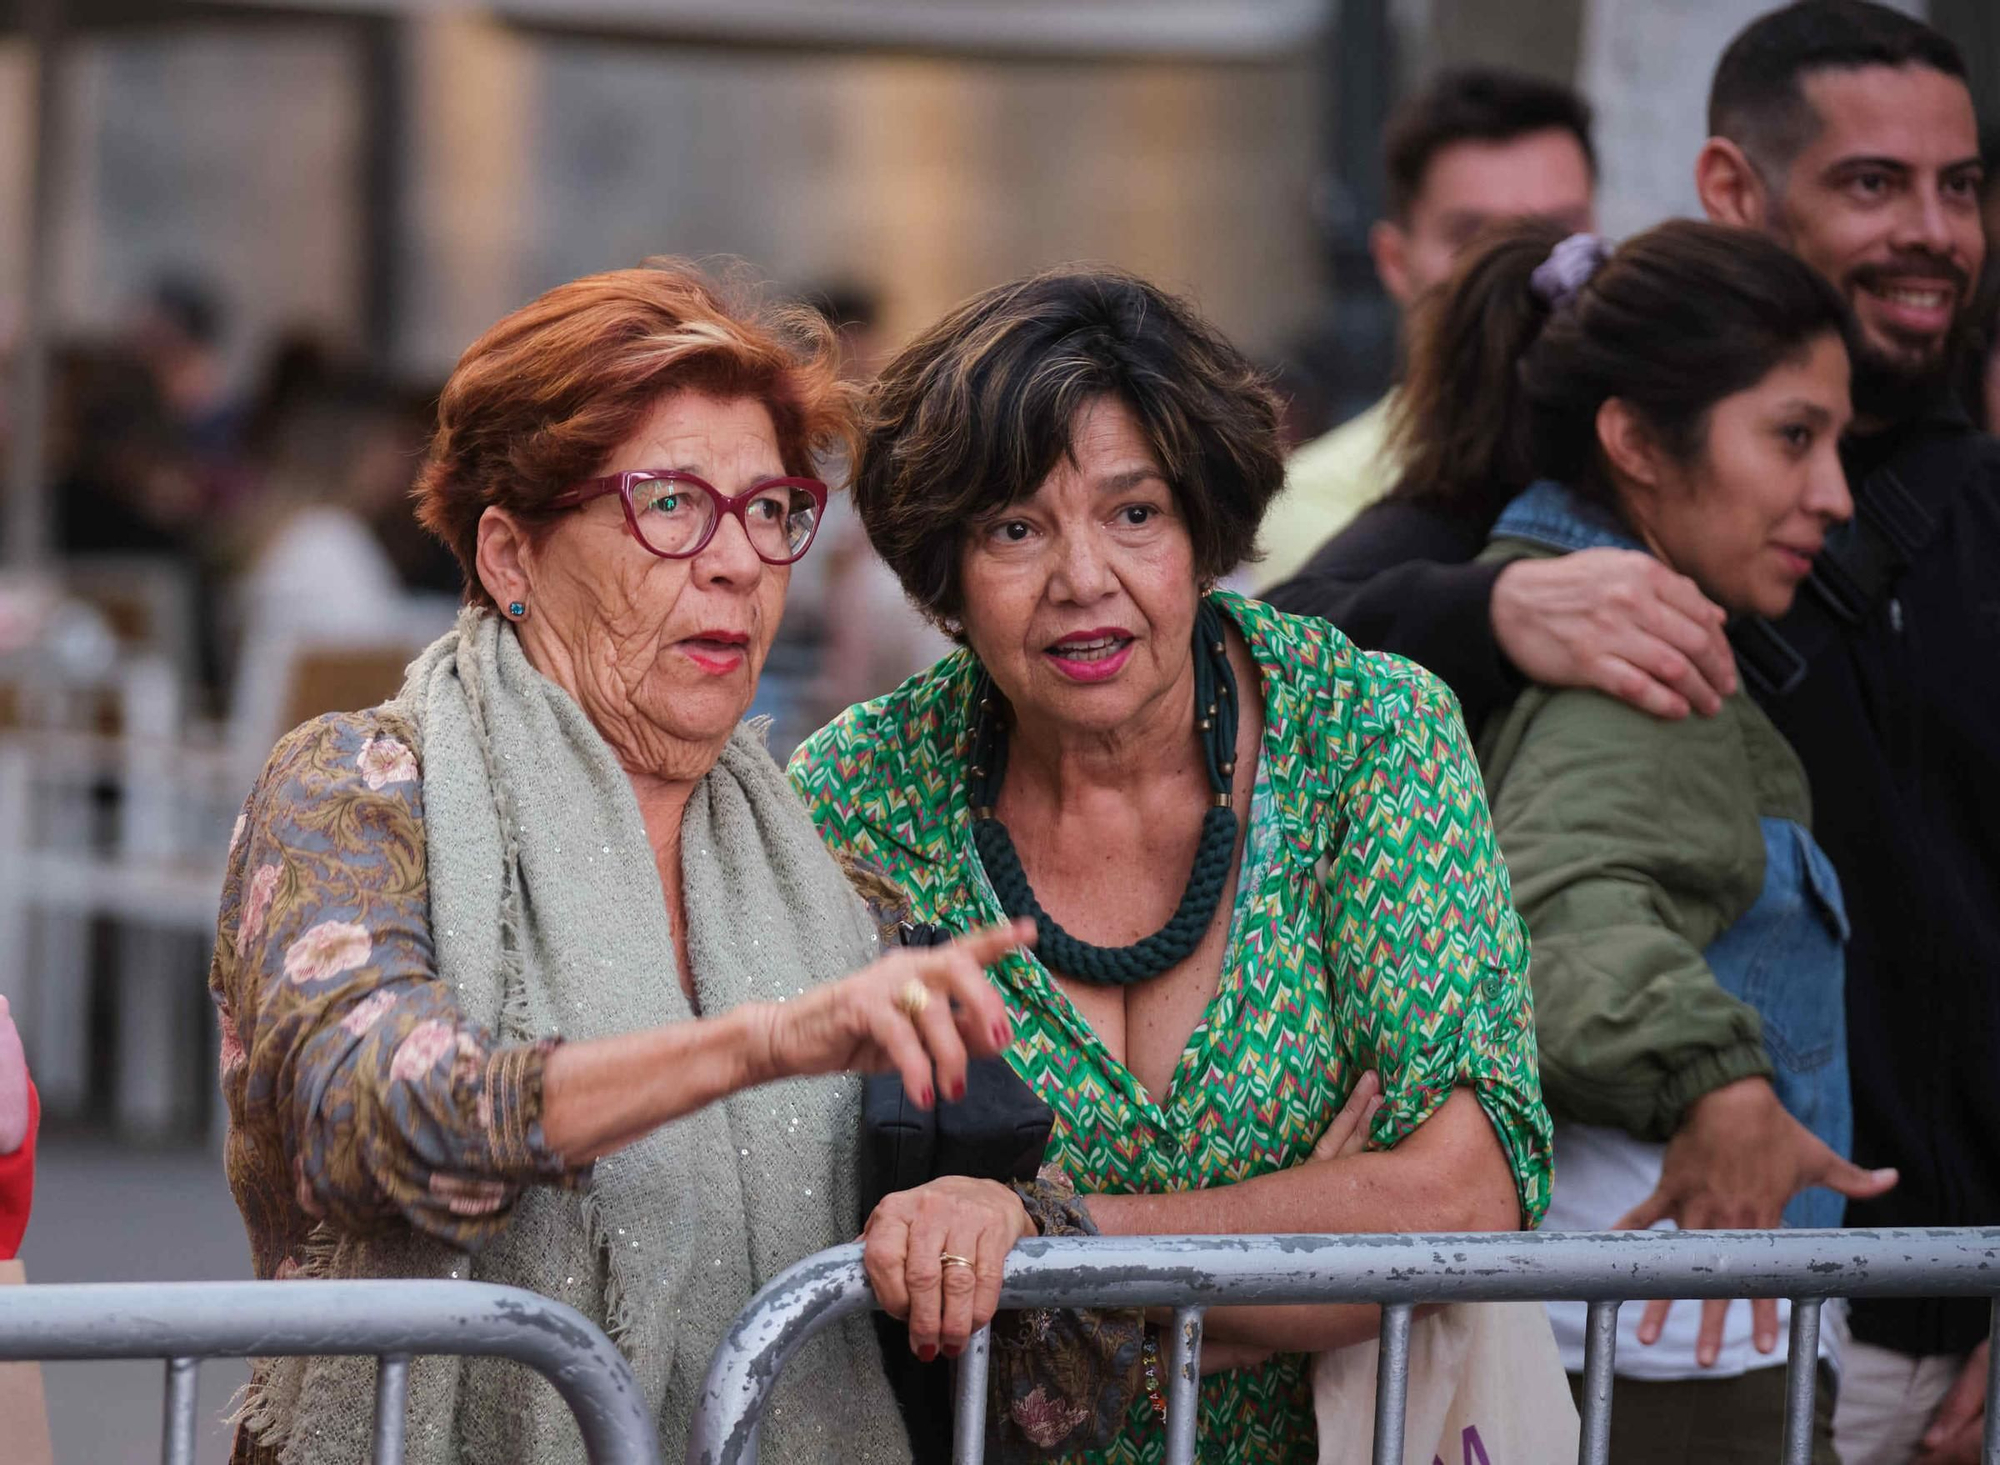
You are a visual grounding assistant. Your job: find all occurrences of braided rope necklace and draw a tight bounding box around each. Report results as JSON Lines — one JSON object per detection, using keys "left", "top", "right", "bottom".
{"left": 968, "top": 599, "right": 1240, "bottom": 986}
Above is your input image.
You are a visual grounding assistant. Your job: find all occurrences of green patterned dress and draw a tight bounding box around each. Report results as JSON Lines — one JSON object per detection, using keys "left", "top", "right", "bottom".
{"left": 790, "top": 591, "right": 1551, "bottom": 1463}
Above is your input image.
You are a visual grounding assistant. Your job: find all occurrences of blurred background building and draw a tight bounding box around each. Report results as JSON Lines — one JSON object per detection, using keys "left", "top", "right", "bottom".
{"left": 0, "top": 1, "right": 1993, "bottom": 1457}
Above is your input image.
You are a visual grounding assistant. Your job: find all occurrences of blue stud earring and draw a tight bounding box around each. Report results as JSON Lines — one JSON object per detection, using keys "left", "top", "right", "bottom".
{"left": 507, "top": 601, "right": 526, "bottom": 619}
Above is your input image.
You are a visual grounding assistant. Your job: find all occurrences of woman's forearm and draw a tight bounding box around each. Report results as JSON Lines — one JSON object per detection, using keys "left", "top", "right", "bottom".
{"left": 1088, "top": 1089, "right": 1519, "bottom": 1352}
{"left": 1088, "top": 1090, "right": 1517, "bottom": 1235}
{"left": 540, "top": 923, "right": 1025, "bottom": 1164}
{"left": 540, "top": 1004, "right": 775, "bottom": 1162}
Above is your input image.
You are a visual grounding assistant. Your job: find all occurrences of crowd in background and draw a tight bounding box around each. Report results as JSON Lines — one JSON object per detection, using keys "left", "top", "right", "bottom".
{"left": 27, "top": 110, "right": 2000, "bottom": 764}
{"left": 34, "top": 274, "right": 950, "bottom": 752}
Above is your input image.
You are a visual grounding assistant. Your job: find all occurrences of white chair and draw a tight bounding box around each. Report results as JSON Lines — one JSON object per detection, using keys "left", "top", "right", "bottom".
{"left": 4, "top": 622, "right": 434, "bottom": 1138}
{"left": 0, "top": 655, "right": 239, "bottom": 1135}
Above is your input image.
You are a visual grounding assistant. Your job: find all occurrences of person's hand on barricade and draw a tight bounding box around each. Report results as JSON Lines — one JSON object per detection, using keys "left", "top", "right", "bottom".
{"left": 1615, "top": 1077, "right": 1898, "bottom": 1366}
{"left": 1915, "top": 1338, "right": 1989, "bottom": 1464}
{"left": 1490, "top": 548, "right": 1737, "bottom": 720}
{"left": 863, "top": 1174, "right": 1035, "bottom": 1362}
{"left": 754, "top": 917, "right": 1033, "bottom": 1107}
{"left": 0, "top": 995, "right": 28, "bottom": 1156}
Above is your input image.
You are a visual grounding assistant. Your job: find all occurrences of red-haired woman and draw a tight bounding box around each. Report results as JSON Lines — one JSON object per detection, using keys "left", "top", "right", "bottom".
{"left": 211, "top": 261, "right": 1027, "bottom": 1465}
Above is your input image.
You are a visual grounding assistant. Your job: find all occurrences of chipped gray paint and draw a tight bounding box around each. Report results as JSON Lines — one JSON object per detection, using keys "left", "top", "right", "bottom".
{"left": 0, "top": 1279, "right": 659, "bottom": 1465}
{"left": 689, "top": 1229, "right": 2000, "bottom": 1465}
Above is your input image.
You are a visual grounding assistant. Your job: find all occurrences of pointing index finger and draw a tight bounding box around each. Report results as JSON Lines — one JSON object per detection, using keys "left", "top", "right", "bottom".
{"left": 944, "top": 918, "right": 1038, "bottom": 967}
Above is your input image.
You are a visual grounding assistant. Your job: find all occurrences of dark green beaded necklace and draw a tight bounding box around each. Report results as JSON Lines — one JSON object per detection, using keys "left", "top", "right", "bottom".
{"left": 968, "top": 599, "right": 1240, "bottom": 986}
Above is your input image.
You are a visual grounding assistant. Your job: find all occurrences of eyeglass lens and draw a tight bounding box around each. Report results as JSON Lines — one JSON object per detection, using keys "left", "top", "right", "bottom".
{"left": 631, "top": 478, "right": 820, "bottom": 561}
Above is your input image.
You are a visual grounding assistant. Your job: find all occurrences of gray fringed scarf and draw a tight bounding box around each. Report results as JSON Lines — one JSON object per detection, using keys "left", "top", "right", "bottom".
{"left": 248, "top": 609, "right": 911, "bottom": 1465}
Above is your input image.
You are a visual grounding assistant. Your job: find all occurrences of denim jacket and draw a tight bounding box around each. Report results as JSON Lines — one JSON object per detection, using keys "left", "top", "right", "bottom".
{"left": 1478, "top": 482, "right": 1852, "bottom": 1222}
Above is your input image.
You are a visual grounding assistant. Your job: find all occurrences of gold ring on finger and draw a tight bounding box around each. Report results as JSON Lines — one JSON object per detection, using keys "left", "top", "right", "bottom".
{"left": 938, "top": 1251, "right": 975, "bottom": 1271}
{"left": 895, "top": 977, "right": 932, "bottom": 1020}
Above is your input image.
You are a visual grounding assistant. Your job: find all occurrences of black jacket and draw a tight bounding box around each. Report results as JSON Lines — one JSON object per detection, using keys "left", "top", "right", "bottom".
{"left": 1263, "top": 497, "right": 1518, "bottom": 724}
{"left": 1265, "top": 419, "right": 2000, "bottom": 1357}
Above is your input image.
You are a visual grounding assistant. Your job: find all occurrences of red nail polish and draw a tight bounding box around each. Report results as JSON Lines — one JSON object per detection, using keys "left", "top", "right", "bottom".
{"left": 942, "top": 1343, "right": 963, "bottom": 1360}
{"left": 918, "top": 1085, "right": 934, "bottom": 1108}
{"left": 917, "top": 1344, "right": 936, "bottom": 1363}
{"left": 949, "top": 1078, "right": 966, "bottom": 1102}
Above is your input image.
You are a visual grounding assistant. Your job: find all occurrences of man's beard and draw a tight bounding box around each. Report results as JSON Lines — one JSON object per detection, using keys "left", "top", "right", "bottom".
{"left": 1843, "top": 254, "right": 1975, "bottom": 424}
{"left": 1847, "top": 324, "right": 1967, "bottom": 424}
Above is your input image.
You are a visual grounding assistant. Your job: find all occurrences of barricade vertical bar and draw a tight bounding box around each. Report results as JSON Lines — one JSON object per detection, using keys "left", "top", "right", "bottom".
{"left": 1779, "top": 1300, "right": 1823, "bottom": 1465}
{"left": 374, "top": 1352, "right": 411, "bottom": 1465}
{"left": 1372, "top": 1304, "right": 1413, "bottom": 1465}
{"left": 1578, "top": 1300, "right": 1618, "bottom": 1465}
{"left": 161, "top": 1355, "right": 199, "bottom": 1465}
{"left": 952, "top": 1326, "right": 992, "bottom": 1465}
{"left": 1981, "top": 1297, "right": 1999, "bottom": 1465}
{"left": 1163, "top": 1306, "right": 1204, "bottom": 1465}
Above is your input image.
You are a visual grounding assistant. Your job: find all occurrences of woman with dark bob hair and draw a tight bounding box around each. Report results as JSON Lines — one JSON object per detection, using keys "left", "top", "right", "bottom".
{"left": 790, "top": 269, "right": 1552, "bottom": 1462}
{"left": 210, "top": 260, "right": 1030, "bottom": 1465}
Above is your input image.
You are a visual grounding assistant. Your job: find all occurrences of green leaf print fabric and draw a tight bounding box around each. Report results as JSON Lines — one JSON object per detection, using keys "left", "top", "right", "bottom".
{"left": 791, "top": 591, "right": 1551, "bottom": 1464}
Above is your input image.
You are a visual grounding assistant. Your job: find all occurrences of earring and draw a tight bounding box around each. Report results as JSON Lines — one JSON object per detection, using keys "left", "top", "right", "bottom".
{"left": 507, "top": 601, "right": 527, "bottom": 619}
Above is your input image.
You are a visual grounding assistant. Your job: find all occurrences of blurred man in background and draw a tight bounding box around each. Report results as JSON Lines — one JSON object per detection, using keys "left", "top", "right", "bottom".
{"left": 1255, "top": 67, "right": 1596, "bottom": 591}
{"left": 779, "top": 284, "right": 948, "bottom": 749}
{"left": 131, "top": 275, "right": 242, "bottom": 471}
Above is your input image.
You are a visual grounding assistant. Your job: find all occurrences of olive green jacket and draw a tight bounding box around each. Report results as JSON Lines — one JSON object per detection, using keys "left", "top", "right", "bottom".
{"left": 1475, "top": 536, "right": 1797, "bottom": 1141}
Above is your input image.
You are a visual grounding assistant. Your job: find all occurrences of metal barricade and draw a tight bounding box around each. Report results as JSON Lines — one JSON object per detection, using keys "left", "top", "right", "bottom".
{"left": 0, "top": 1278, "right": 663, "bottom": 1465}
{"left": 688, "top": 1228, "right": 2000, "bottom": 1465}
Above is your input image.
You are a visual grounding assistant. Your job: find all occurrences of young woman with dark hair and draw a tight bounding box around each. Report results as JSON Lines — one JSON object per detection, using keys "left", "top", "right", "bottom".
{"left": 1411, "top": 217, "right": 1896, "bottom": 1463}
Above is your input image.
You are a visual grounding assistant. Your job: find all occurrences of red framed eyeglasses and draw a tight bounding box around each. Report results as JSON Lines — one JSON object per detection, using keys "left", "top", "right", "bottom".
{"left": 550, "top": 469, "right": 829, "bottom": 565}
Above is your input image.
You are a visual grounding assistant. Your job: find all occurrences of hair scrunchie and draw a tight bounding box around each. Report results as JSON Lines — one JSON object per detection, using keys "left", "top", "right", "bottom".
{"left": 1530, "top": 231, "right": 1613, "bottom": 311}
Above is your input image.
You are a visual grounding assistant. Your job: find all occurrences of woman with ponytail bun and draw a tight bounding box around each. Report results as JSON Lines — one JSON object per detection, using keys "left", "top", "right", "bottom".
{"left": 1445, "top": 218, "right": 1885, "bottom": 1464}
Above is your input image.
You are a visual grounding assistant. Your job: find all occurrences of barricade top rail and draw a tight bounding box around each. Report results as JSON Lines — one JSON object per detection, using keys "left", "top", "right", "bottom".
{"left": 690, "top": 1228, "right": 2000, "bottom": 1465}
{"left": 0, "top": 1278, "right": 663, "bottom": 1465}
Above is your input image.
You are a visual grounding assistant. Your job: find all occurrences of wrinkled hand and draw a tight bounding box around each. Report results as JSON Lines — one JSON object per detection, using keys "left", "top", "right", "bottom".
{"left": 1491, "top": 549, "right": 1736, "bottom": 719}
{"left": 0, "top": 995, "right": 27, "bottom": 1156}
{"left": 1620, "top": 1078, "right": 1897, "bottom": 1365}
{"left": 759, "top": 918, "right": 1032, "bottom": 1106}
{"left": 1311, "top": 1070, "right": 1383, "bottom": 1163}
{"left": 1915, "top": 1340, "right": 1989, "bottom": 1464}
{"left": 864, "top": 1176, "right": 1036, "bottom": 1361}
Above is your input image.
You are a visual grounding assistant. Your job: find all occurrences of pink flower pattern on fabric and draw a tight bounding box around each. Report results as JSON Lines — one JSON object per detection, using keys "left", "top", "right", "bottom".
{"left": 389, "top": 1019, "right": 457, "bottom": 1083}
{"left": 428, "top": 1172, "right": 510, "bottom": 1217}
{"left": 339, "top": 989, "right": 399, "bottom": 1037}
{"left": 283, "top": 920, "right": 373, "bottom": 986}
{"left": 357, "top": 736, "right": 418, "bottom": 790}
{"left": 210, "top": 709, "right": 574, "bottom": 1302}
{"left": 1011, "top": 1386, "right": 1093, "bottom": 1448}
{"left": 238, "top": 863, "right": 282, "bottom": 950}
{"left": 217, "top": 1001, "right": 247, "bottom": 1076}
{"left": 450, "top": 1031, "right": 485, "bottom": 1089}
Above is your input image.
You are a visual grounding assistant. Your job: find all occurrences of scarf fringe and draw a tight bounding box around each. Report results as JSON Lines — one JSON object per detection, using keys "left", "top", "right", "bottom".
{"left": 577, "top": 1184, "right": 636, "bottom": 1350}
{"left": 232, "top": 1220, "right": 351, "bottom": 1449}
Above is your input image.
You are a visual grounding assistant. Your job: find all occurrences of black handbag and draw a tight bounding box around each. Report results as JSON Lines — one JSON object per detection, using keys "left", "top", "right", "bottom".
{"left": 860, "top": 920, "right": 1054, "bottom": 1462}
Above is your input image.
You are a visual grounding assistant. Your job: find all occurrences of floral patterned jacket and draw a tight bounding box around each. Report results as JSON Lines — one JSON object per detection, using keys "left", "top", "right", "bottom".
{"left": 210, "top": 710, "right": 577, "bottom": 1299}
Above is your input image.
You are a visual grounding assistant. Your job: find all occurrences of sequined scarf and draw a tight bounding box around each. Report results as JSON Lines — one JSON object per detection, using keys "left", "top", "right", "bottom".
{"left": 247, "top": 608, "right": 912, "bottom": 1465}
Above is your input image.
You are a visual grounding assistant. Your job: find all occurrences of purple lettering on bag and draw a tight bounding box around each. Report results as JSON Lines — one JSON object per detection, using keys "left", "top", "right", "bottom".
{"left": 1432, "top": 1426, "right": 1492, "bottom": 1465}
